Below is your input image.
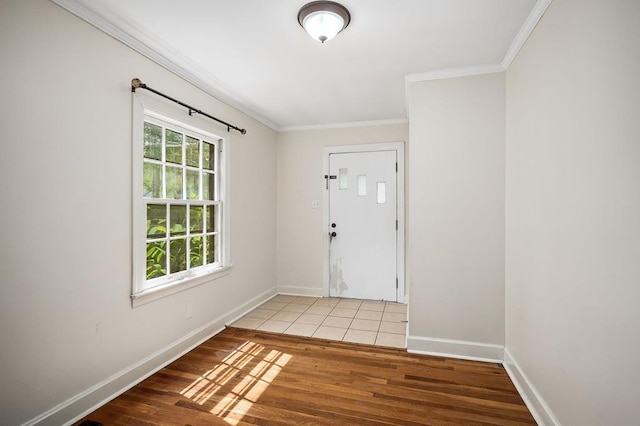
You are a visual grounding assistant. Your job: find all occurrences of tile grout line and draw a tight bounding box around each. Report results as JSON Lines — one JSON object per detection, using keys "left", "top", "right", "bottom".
{"left": 374, "top": 305, "right": 383, "bottom": 345}
{"left": 342, "top": 300, "right": 360, "bottom": 341}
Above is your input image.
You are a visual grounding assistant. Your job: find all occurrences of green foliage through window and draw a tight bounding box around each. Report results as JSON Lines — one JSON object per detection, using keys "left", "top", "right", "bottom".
{"left": 144, "top": 204, "right": 216, "bottom": 279}
{"left": 142, "top": 119, "right": 219, "bottom": 281}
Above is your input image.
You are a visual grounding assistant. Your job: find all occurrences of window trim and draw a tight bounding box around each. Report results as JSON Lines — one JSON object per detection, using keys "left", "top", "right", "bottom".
{"left": 131, "top": 92, "right": 232, "bottom": 307}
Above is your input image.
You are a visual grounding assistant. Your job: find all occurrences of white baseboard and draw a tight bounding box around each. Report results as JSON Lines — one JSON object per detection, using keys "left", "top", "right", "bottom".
{"left": 224, "top": 290, "right": 279, "bottom": 326}
{"left": 503, "top": 348, "right": 560, "bottom": 426}
{"left": 276, "top": 285, "right": 323, "bottom": 297}
{"left": 407, "top": 335, "right": 504, "bottom": 363}
{"left": 26, "top": 287, "right": 277, "bottom": 426}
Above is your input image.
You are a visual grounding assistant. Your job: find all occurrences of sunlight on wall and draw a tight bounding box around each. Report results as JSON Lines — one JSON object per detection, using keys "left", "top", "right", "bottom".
{"left": 180, "top": 341, "right": 292, "bottom": 425}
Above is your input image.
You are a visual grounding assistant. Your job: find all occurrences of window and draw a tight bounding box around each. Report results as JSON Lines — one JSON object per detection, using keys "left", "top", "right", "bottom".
{"left": 132, "top": 104, "right": 230, "bottom": 306}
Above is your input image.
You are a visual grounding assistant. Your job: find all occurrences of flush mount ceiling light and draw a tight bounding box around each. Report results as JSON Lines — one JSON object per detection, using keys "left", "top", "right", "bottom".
{"left": 298, "top": 1, "right": 351, "bottom": 43}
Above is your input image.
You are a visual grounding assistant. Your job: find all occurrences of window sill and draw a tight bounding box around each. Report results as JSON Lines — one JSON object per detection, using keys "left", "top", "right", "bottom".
{"left": 131, "top": 265, "right": 233, "bottom": 308}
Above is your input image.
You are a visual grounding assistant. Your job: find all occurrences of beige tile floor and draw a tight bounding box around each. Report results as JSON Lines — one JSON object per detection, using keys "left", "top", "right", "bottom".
{"left": 229, "top": 295, "right": 407, "bottom": 348}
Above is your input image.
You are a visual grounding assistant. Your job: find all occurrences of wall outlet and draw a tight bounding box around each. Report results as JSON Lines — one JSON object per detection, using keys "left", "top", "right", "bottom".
{"left": 311, "top": 200, "right": 320, "bottom": 209}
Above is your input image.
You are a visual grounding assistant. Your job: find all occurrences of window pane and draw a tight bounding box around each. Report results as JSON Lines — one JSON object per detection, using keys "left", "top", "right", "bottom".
{"left": 186, "top": 169, "right": 200, "bottom": 200}
{"left": 339, "top": 168, "right": 348, "bottom": 190}
{"left": 146, "top": 204, "right": 166, "bottom": 238}
{"left": 170, "top": 205, "right": 187, "bottom": 236}
{"left": 141, "top": 115, "right": 224, "bottom": 285}
{"left": 190, "top": 236, "right": 203, "bottom": 268}
{"left": 186, "top": 136, "right": 200, "bottom": 167}
{"left": 146, "top": 241, "right": 166, "bottom": 279}
{"left": 143, "top": 162, "right": 163, "bottom": 198}
{"left": 377, "top": 182, "right": 386, "bottom": 204}
{"left": 190, "top": 205, "right": 204, "bottom": 234}
{"left": 166, "top": 129, "right": 183, "bottom": 165}
{"left": 169, "top": 238, "right": 187, "bottom": 273}
{"left": 203, "top": 172, "right": 215, "bottom": 200}
{"left": 166, "top": 166, "right": 183, "bottom": 199}
{"left": 206, "top": 235, "right": 216, "bottom": 265}
{"left": 357, "top": 175, "right": 367, "bottom": 197}
{"left": 203, "top": 141, "right": 216, "bottom": 170}
{"left": 206, "top": 205, "right": 216, "bottom": 232}
{"left": 143, "top": 122, "right": 162, "bottom": 160}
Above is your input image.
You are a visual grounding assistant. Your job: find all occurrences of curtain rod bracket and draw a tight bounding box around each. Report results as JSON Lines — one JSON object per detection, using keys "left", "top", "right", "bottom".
{"left": 130, "top": 78, "right": 247, "bottom": 135}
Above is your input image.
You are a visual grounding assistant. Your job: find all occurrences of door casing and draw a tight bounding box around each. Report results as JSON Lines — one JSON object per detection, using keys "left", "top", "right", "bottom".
{"left": 322, "top": 142, "right": 405, "bottom": 302}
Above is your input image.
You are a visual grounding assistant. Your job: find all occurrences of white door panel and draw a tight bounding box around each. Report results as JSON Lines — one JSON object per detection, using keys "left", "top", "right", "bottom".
{"left": 328, "top": 150, "right": 397, "bottom": 301}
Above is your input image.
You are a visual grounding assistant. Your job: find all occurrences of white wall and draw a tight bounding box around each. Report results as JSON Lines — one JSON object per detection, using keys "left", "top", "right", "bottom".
{"left": 0, "top": 1, "right": 277, "bottom": 424}
{"left": 505, "top": 0, "right": 640, "bottom": 424}
{"left": 276, "top": 124, "right": 409, "bottom": 296}
{"left": 407, "top": 73, "right": 506, "bottom": 360}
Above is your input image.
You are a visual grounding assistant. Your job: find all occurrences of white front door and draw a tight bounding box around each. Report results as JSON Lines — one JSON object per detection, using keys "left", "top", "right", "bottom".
{"left": 328, "top": 150, "right": 397, "bottom": 301}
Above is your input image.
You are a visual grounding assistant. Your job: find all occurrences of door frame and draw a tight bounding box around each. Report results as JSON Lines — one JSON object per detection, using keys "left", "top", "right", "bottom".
{"left": 322, "top": 142, "right": 405, "bottom": 303}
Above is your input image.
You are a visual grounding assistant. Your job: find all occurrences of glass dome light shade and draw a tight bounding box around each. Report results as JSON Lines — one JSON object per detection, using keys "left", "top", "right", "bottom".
{"left": 303, "top": 11, "right": 344, "bottom": 43}
{"left": 298, "top": 1, "right": 351, "bottom": 43}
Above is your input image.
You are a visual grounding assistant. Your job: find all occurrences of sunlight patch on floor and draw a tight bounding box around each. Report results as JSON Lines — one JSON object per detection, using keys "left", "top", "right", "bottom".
{"left": 180, "top": 340, "right": 292, "bottom": 425}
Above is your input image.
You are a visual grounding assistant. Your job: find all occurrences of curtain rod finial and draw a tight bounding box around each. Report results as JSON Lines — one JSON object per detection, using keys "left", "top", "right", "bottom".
{"left": 131, "top": 78, "right": 144, "bottom": 90}
{"left": 241, "top": 129, "right": 247, "bottom": 135}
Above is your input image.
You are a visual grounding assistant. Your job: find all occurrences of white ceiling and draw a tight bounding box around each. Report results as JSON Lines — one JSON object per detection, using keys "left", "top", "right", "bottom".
{"left": 55, "top": 0, "right": 542, "bottom": 130}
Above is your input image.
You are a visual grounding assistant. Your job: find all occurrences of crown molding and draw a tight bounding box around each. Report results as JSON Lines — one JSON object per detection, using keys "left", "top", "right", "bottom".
{"left": 50, "top": 0, "right": 279, "bottom": 131}
{"left": 51, "top": 0, "right": 552, "bottom": 131}
{"left": 502, "top": 0, "right": 553, "bottom": 68}
{"left": 278, "top": 118, "right": 408, "bottom": 132}
{"left": 404, "top": 0, "right": 553, "bottom": 84}
{"left": 405, "top": 63, "right": 505, "bottom": 83}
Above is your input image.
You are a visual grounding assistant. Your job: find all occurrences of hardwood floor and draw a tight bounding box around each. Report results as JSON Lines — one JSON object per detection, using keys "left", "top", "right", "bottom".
{"left": 76, "top": 328, "right": 535, "bottom": 425}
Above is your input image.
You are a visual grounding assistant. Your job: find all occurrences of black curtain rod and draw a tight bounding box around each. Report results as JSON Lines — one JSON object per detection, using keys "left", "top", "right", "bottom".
{"left": 131, "top": 78, "right": 247, "bottom": 135}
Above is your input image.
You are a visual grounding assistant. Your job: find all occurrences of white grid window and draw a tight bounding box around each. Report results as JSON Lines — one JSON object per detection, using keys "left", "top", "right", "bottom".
{"left": 132, "top": 106, "right": 230, "bottom": 305}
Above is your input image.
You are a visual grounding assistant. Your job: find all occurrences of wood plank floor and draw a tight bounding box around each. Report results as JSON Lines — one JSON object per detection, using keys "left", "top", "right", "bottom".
{"left": 76, "top": 327, "right": 535, "bottom": 425}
